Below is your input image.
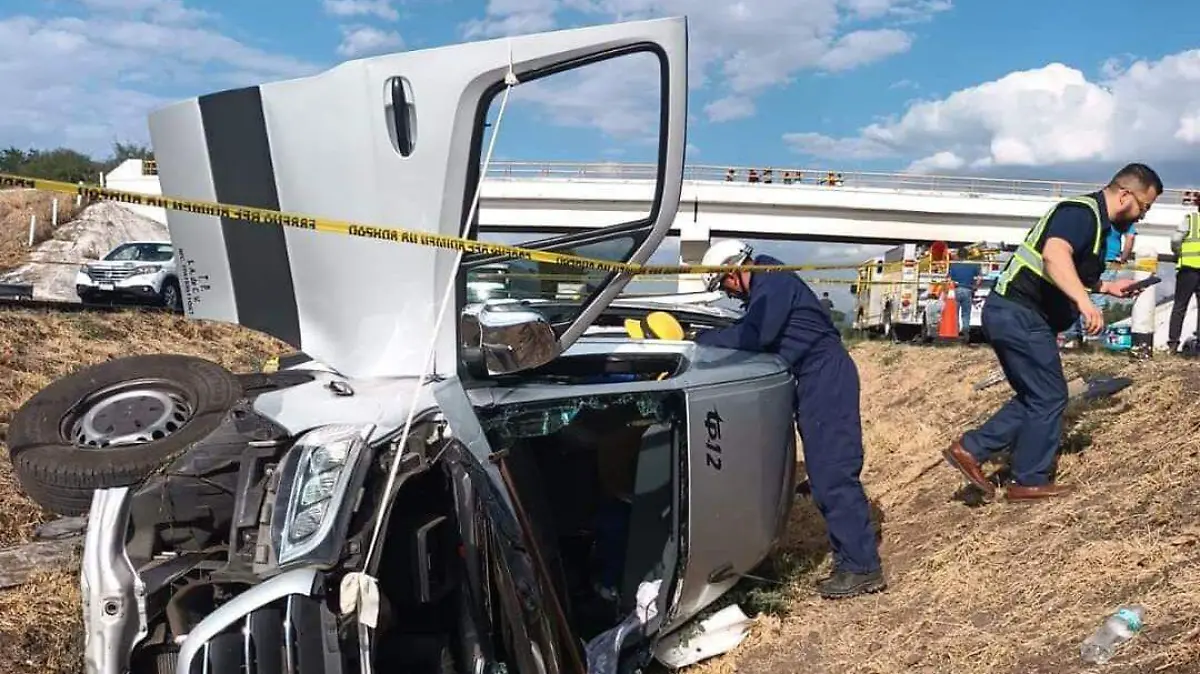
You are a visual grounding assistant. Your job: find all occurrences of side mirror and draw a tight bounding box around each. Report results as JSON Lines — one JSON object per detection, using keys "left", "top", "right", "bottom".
{"left": 460, "top": 302, "right": 562, "bottom": 376}
{"left": 849, "top": 284, "right": 858, "bottom": 295}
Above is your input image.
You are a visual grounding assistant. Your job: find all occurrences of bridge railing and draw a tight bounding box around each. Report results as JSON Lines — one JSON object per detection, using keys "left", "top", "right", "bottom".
{"left": 483, "top": 160, "right": 1197, "bottom": 203}
{"left": 130, "top": 158, "right": 1197, "bottom": 204}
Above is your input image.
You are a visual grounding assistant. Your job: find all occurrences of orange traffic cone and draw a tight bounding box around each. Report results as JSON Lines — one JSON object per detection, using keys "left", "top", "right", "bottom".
{"left": 939, "top": 283, "right": 959, "bottom": 339}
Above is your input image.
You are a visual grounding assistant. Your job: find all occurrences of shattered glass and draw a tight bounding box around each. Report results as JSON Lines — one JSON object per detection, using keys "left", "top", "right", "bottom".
{"left": 479, "top": 393, "right": 671, "bottom": 443}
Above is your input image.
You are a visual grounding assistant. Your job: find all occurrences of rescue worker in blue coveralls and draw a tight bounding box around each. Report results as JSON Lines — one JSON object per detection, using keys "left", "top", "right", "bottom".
{"left": 943, "top": 163, "right": 1161, "bottom": 502}
{"left": 691, "top": 239, "right": 886, "bottom": 599}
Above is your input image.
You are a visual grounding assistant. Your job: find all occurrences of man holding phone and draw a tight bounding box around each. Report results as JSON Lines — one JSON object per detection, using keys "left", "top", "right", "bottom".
{"left": 942, "top": 163, "right": 1162, "bottom": 502}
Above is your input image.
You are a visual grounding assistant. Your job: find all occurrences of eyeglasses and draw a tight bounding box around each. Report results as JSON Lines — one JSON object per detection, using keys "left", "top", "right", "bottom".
{"left": 1117, "top": 183, "right": 1152, "bottom": 214}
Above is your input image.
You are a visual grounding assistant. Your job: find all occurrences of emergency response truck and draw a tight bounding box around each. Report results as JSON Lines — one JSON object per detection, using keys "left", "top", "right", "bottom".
{"left": 851, "top": 242, "right": 1008, "bottom": 343}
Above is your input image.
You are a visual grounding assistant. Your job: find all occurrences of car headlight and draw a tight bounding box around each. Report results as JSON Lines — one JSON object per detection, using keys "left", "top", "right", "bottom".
{"left": 131, "top": 265, "right": 160, "bottom": 275}
{"left": 271, "top": 424, "right": 375, "bottom": 568}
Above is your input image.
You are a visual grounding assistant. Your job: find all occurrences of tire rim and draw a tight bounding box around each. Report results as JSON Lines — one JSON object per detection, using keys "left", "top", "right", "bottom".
{"left": 64, "top": 379, "right": 195, "bottom": 449}
{"left": 164, "top": 285, "right": 179, "bottom": 309}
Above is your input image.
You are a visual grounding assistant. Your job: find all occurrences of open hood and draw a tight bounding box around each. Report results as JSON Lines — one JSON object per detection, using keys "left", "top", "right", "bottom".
{"left": 147, "top": 17, "right": 688, "bottom": 379}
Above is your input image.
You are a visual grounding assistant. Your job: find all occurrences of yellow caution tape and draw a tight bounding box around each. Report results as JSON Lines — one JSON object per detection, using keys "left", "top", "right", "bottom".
{"left": 0, "top": 172, "right": 876, "bottom": 276}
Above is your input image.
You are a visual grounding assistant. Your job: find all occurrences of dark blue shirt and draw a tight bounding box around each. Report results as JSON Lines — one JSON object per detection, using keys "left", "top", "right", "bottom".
{"left": 693, "top": 254, "right": 842, "bottom": 372}
{"left": 948, "top": 262, "right": 978, "bottom": 289}
{"left": 1002, "top": 191, "right": 1112, "bottom": 332}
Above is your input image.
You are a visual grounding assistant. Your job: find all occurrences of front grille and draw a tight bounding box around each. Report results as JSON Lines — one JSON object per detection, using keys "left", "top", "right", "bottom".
{"left": 88, "top": 267, "right": 137, "bottom": 283}
{"left": 184, "top": 595, "right": 341, "bottom": 674}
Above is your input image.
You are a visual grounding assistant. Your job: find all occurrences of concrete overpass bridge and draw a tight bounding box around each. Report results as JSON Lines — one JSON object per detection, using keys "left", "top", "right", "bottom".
{"left": 106, "top": 158, "right": 1196, "bottom": 277}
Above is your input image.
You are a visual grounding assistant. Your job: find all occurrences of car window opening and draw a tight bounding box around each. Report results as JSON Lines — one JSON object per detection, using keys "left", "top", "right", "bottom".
{"left": 480, "top": 392, "right": 680, "bottom": 643}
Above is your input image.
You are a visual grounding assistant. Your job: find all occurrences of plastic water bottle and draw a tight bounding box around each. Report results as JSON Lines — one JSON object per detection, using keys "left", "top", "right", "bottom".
{"left": 1080, "top": 605, "right": 1145, "bottom": 664}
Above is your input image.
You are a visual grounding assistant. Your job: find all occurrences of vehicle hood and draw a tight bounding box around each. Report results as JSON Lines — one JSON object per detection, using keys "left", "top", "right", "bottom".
{"left": 86, "top": 260, "right": 164, "bottom": 269}
{"left": 145, "top": 17, "right": 687, "bottom": 380}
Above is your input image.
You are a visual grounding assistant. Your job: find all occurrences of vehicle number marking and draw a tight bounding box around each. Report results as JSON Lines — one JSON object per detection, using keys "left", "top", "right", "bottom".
{"left": 704, "top": 407, "right": 723, "bottom": 471}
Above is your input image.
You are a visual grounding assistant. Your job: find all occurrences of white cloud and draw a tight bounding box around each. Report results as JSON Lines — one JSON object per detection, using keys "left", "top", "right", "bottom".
{"left": 322, "top": 0, "right": 400, "bottom": 22}
{"left": 463, "top": 0, "right": 559, "bottom": 39}
{"left": 504, "top": 50, "right": 661, "bottom": 144}
{"left": 817, "top": 29, "right": 912, "bottom": 71}
{"left": 0, "top": 6, "right": 317, "bottom": 158}
{"left": 705, "top": 96, "right": 756, "bottom": 123}
{"left": 77, "top": 0, "right": 212, "bottom": 23}
{"left": 461, "top": 0, "right": 945, "bottom": 134}
{"left": 336, "top": 25, "right": 404, "bottom": 57}
{"left": 785, "top": 49, "right": 1200, "bottom": 174}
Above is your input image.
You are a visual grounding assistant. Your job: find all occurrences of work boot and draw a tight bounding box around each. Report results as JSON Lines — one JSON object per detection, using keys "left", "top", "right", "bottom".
{"left": 942, "top": 440, "right": 996, "bottom": 498}
{"left": 816, "top": 568, "right": 887, "bottom": 599}
{"left": 1004, "top": 483, "right": 1074, "bottom": 502}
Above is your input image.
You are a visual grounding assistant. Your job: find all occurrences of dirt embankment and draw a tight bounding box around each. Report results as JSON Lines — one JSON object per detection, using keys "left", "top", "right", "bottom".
{"left": 0, "top": 329, "right": 1198, "bottom": 673}
{"left": 0, "top": 308, "right": 286, "bottom": 674}
{"left": 700, "top": 342, "right": 1200, "bottom": 674}
{"left": 0, "top": 190, "right": 84, "bottom": 274}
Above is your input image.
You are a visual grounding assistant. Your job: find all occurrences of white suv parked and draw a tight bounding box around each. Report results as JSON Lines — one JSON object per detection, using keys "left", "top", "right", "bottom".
{"left": 74, "top": 240, "right": 182, "bottom": 311}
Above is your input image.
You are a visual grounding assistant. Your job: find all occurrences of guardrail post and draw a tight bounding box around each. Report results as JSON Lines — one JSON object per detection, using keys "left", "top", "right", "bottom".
{"left": 27, "top": 213, "right": 36, "bottom": 247}
{"left": 52, "top": 198, "right": 58, "bottom": 227}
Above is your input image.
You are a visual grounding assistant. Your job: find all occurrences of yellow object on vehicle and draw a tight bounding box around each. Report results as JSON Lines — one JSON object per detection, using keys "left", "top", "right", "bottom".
{"left": 624, "top": 311, "right": 686, "bottom": 341}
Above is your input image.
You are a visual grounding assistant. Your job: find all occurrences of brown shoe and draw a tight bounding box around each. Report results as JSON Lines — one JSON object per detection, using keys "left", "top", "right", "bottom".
{"left": 1004, "top": 483, "right": 1074, "bottom": 501}
{"left": 942, "top": 440, "right": 995, "bottom": 497}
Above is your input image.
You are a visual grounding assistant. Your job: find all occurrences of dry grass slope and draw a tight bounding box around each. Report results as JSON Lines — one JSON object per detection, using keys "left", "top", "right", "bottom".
{"left": 699, "top": 341, "right": 1200, "bottom": 674}
{"left": 0, "top": 308, "right": 287, "bottom": 674}
{"left": 0, "top": 190, "right": 83, "bottom": 273}
{"left": 0, "top": 316, "right": 1198, "bottom": 674}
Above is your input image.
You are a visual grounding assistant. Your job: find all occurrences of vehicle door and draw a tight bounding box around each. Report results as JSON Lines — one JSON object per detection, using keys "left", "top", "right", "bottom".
{"left": 147, "top": 17, "right": 687, "bottom": 381}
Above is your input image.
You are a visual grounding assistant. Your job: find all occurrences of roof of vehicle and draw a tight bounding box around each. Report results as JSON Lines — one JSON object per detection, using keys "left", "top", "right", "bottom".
{"left": 107, "top": 240, "right": 172, "bottom": 248}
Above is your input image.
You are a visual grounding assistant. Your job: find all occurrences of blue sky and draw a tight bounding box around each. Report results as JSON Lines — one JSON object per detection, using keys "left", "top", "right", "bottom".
{"left": 3, "top": 0, "right": 1199, "bottom": 308}
{"left": 5, "top": 0, "right": 1200, "bottom": 179}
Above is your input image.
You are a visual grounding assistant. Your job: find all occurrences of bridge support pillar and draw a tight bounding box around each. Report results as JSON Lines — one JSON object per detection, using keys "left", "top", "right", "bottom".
{"left": 677, "top": 219, "right": 710, "bottom": 294}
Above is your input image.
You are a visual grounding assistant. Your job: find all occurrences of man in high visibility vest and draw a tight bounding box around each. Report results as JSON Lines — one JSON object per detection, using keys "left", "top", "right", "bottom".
{"left": 1167, "top": 211, "right": 1200, "bottom": 353}
{"left": 942, "top": 163, "right": 1161, "bottom": 502}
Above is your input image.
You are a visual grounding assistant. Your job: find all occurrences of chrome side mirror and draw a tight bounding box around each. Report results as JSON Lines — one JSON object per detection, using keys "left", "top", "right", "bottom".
{"left": 460, "top": 302, "right": 561, "bottom": 375}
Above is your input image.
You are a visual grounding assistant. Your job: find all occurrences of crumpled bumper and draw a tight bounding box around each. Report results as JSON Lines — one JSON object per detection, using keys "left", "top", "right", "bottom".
{"left": 82, "top": 487, "right": 148, "bottom": 674}
{"left": 81, "top": 487, "right": 339, "bottom": 674}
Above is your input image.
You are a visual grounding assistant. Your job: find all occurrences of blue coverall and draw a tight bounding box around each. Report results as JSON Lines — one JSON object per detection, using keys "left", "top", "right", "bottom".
{"left": 694, "top": 254, "right": 882, "bottom": 575}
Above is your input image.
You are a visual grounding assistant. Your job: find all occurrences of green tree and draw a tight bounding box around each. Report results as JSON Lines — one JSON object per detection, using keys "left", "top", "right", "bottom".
{"left": 0, "top": 147, "right": 28, "bottom": 173}
{"left": 0, "top": 141, "right": 156, "bottom": 184}
{"left": 17, "top": 148, "right": 100, "bottom": 183}
{"left": 101, "top": 142, "right": 154, "bottom": 172}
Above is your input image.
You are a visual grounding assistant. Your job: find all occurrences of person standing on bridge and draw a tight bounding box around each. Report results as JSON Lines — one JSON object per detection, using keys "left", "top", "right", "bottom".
{"left": 690, "top": 239, "right": 885, "bottom": 600}
{"left": 943, "top": 163, "right": 1161, "bottom": 502}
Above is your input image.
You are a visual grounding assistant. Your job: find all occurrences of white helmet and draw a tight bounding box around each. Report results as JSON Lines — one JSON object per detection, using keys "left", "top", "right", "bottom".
{"left": 699, "top": 239, "right": 753, "bottom": 292}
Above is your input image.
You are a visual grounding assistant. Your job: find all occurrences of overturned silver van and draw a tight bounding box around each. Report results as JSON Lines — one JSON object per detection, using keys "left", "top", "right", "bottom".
{"left": 5, "top": 15, "right": 798, "bottom": 674}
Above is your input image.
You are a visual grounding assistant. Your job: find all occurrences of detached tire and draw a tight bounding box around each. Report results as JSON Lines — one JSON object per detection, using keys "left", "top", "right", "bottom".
{"left": 7, "top": 354, "right": 241, "bottom": 516}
